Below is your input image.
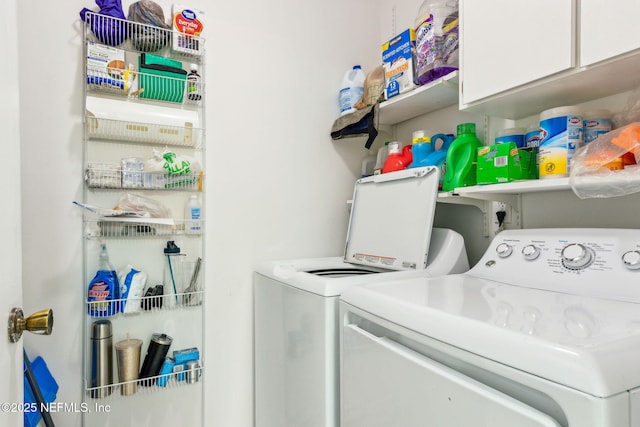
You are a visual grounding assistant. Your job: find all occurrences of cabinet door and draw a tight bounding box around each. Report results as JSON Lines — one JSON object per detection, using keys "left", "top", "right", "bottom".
{"left": 461, "top": 0, "right": 575, "bottom": 105}
{"left": 580, "top": 0, "right": 640, "bottom": 66}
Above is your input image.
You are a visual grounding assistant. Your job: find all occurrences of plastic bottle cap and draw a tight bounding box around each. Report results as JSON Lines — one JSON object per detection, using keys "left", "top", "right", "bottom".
{"left": 91, "top": 320, "right": 113, "bottom": 339}
{"left": 353, "top": 65, "right": 361, "bottom": 70}
{"left": 457, "top": 123, "right": 476, "bottom": 135}
{"left": 387, "top": 141, "right": 401, "bottom": 154}
{"left": 190, "top": 63, "right": 198, "bottom": 72}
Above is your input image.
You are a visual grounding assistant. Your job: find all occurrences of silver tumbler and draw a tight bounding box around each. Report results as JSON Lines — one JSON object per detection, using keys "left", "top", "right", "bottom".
{"left": 90, "top": 319, "right": 113, "bottom": 398}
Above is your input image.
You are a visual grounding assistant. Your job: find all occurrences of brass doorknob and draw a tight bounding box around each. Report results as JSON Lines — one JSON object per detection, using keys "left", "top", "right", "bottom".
{"left": 8, "top": 308, "right": 53, "bottom": 343}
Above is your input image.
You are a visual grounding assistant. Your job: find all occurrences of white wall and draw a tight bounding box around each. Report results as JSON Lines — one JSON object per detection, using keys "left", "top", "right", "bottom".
{"left": 17, "top": 0, "right": 380, "bottom": 426}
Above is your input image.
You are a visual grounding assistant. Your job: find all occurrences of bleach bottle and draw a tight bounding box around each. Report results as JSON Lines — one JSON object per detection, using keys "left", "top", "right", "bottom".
{"left": 339, "top": 65, "right": 365, "bottom": 116}
{"left": 88, "top": 243, "right": 120, "bottom": 317}
{"left": 442, "top": 123, "right": 481, "bottom": 192}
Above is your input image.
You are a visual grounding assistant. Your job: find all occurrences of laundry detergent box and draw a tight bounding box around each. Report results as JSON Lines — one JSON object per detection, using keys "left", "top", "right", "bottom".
{"left": 477, "top": 143, "right": 538, "bottom": 184}
{"left": 382, "top": 28, "right": 417, "bottom": 100}
{"left": 172, "top": 5, "right": 205, "bottom": 56}
{"left": 86, "top": 41, "right": 127, "bottom": 93}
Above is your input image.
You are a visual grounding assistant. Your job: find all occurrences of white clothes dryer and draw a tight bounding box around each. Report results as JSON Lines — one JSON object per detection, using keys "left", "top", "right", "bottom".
{"left": 340, "top": 228, "right": 640, "bottom": 427}
{"left": 254, "top": 167, "right": 469, "bottom": 427}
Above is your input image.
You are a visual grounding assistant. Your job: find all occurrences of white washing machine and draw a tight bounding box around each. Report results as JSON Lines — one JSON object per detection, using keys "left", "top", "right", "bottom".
{"left": 340, "top": 228, "right": 640, "bottom": 427}
{"left": 253, "top": 167, "right": 469, "bottom": 427}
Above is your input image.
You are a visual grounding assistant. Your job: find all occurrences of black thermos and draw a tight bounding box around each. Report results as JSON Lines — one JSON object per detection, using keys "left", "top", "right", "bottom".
{"left": 139, "top": 333, "right": 173, "bottom": 386}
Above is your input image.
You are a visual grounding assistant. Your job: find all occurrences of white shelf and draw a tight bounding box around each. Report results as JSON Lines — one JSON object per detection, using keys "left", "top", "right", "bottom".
{"left": 452, "top": 178, "right": 571, "bottom": 196}
{"left": 86, "top": 292, "right": 203, "bottom": 316}
{"left": 460, "top": 51, "right": 640, "bottom": 119}
{"left": 378, "top": 71, "right": 459, "bottom": 125}
{"left": 85, "top": 366, "right": 203, "bottom": 399}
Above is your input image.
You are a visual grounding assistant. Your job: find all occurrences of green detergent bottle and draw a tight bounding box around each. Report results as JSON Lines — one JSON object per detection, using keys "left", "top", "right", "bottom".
{"left": 442, "top": 123, "right": 481, "bottom": 192}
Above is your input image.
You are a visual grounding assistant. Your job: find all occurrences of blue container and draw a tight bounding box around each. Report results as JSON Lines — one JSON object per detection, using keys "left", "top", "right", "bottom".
{"left": 24, "top": 356, "right": 58, "bottom": 427}
{"left": 495, "top": 127, "right": 526, "bottom": 148}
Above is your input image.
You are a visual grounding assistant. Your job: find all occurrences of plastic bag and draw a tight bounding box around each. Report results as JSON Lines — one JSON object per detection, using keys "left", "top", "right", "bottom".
{"left": 113, "top": 194, "right": 172, "bottom": 218}
{"left": 569, "top": 123, "right": 640, "bottom": 199}
{"left": 144, "top": 149, "right": 202, "bottom": 189}
{"left": 613, "top": 86, "right": 640, "bottom": 128}
{"left": 127, "top": 0, "right": 172, "bottom": 52}
{"left": 118, "top": 265, "right": 147, "bottom": 314}
{"left": 354, "top": 65, "right": 385, "bottom": 110}
{"left": 80, "top": 0, "right": 128, "bottom": 46}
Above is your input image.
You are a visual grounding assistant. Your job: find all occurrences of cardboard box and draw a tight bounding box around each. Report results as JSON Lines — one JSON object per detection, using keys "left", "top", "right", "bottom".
{"left": 477, "top": 143, "right": 538, "bottom": 184}
{"left": 86, "top": 42, "right": 126, "bottom": 93}
{"left": 172, "top": 5, "right": 205, "bottom": 56}
{"left": 382, "top": 29, "right": 417, "bottom": 100}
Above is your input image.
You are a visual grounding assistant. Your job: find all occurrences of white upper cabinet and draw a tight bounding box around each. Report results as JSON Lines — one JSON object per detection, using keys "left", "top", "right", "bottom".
{"left": 460, "top": 0, "right": 575, "bottom": 105}
{"left": 459, "top": 0, "right": 640, "bottom": 119}
{"left": 580, "top": 0, "right": 640, "bottom": 66}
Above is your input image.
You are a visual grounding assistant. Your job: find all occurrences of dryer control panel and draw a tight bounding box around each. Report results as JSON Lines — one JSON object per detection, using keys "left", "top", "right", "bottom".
{"left": 469, "top": 228, "right": 640, "bottom": 303}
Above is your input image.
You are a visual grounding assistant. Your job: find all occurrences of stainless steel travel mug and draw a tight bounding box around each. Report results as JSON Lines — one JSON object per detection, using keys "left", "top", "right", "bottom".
{"left": 90, "top": 319, "right": 113, "bottom": 398}
{"left": 139, "top": 333, "right": 173, "bottom": 386}
{"left": 185, "top": 360, "right": 200, "bottom": 384}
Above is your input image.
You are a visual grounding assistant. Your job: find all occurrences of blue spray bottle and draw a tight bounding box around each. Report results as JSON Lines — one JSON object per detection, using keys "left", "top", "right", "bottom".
{"left": 87, "top": 243, "right": 120, "bottom": 317}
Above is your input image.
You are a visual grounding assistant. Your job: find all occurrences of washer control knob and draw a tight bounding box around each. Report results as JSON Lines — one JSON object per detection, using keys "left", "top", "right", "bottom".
{"left": 522, "top": 245, "right": 541, "bottom": 261}
{"left": 622, "top": 250, "right": 640, "bottom": 270}
{"left": 561, "top": 243, "right": 594, "bottom": 270}
{"left": 496, "top": 243, "right": 513, "bottom": 258}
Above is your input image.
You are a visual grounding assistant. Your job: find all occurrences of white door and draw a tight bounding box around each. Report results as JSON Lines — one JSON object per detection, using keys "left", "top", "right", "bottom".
{"left": 460, "top": 0, "right": 575, "bottom": 105}
{"left": 1, "top": 0, "right": 24, "bottom": 424}
{"left": 580, "top": 0, "right": 640, "bottom": 66}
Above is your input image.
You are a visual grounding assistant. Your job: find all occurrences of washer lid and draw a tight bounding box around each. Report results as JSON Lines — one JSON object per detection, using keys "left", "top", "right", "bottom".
{"left": 340, "top": 275, "right": 640, "bottom": 398}
{"left": 344, "top": 166, "right": 439, "bottom": 271}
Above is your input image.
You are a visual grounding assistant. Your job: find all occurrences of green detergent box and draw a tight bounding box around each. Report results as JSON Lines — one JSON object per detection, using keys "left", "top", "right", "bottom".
{"left": 138, "top": 53, "right": 187, "bottom": 103}
{"left": 477, "top": 143, "right": 538, "bottom": 184}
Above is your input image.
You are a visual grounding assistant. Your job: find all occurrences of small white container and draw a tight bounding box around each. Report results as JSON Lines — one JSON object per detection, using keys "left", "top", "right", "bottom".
{"left": 583, "top": 109, "right": 612, "bottom": 145}
{"left": 374, "top": 142, "right": 391, "bottom": 175}
{"left": 495, "top": 127, "right": 526, "bottom": 147}
{"left": 537, "top": 106, "right": 583, "bottom": 178}
{"left": 185, "top": 194, "right": 202, "bottom": 234}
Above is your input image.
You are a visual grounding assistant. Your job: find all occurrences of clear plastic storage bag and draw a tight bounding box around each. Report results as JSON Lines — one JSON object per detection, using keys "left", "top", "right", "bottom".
{"left": 127, "top": 0, "right": 171, "bottom": 52}
{"left": 570, "top": 123, "right": 640, "bottom": 198}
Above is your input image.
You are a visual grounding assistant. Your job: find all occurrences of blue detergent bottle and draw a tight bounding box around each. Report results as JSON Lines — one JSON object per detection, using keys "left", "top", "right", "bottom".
{"left": 408, "top": 130, "right": 434, "bottom": 168}
{"left": 87, "top": 243, "right": 120, "bottom": 317}
{"left": 424, "top": 133, "right": 455, "bottom": 188}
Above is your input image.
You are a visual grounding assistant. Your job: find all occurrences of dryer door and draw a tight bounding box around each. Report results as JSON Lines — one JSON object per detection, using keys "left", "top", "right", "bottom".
{"left": 341, "top": 323, "right": 561, "bottom": 427}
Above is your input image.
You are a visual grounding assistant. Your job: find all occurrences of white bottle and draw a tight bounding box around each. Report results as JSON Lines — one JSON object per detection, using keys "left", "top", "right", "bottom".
{"left": 339, "top": 65, "right": 366, "bottom": 116}
{"left": 373, "top": 141, "right": 391, "bottom": 175}
{"left": 187, "top": 63, "right": 202, "bottom": 101}
{"left": 185, "top": 195, "right": 202, "bottom": 234}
